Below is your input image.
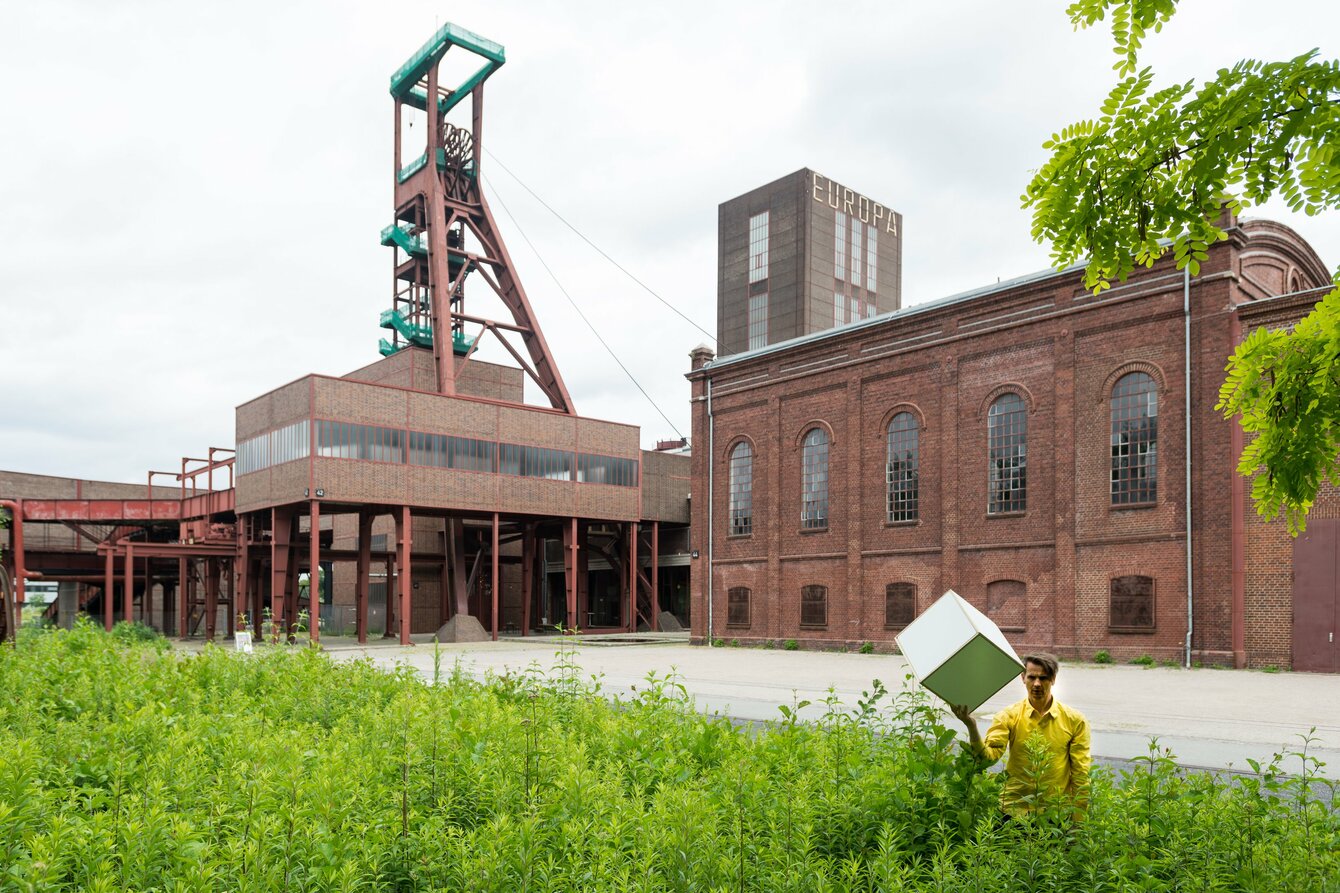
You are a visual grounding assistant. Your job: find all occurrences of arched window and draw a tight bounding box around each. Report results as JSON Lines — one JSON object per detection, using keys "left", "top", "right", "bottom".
{"left": 988, "top": 393, "right": 1027, "bottom": 513}
{"left": 1111, "top": 372, "right": 1158, "bottom": 505}
{"left": 728, "top": 442, "right": 753, "bottom": 536}
{"left": 801, "top": 584, "right": 828, "bottom": 628}
{"left": 886, "top": 412, "right": 919, "bottom": 522}
{"left": 727, "top": 587, "right": 751, "bottom": 628}
{"left": 884, "top": 583, "right": 916, "bottom": 629}
{"left": 801, "top": 428, "right": 830, "bottom": 529}
{"left": 1110, "top": 575, "right": 1155, "bottom": 631}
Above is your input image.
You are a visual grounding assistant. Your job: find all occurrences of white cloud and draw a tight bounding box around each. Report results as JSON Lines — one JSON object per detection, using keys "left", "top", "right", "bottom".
{"left": 1, "top": 0, "right": 1336, "bottom": 481}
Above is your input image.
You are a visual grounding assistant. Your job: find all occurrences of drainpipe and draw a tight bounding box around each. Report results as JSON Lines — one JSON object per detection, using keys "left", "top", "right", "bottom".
{"left": 1184, "top": 266, "right": 1194, "bottom": 668}
{"left": 706, "top": 376, "right": 715, "bottom": 647}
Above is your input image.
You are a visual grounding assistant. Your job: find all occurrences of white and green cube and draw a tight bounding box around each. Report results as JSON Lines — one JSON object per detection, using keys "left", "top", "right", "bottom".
{"left": 895, "top": 589, "right": 1023, "bottom": 711}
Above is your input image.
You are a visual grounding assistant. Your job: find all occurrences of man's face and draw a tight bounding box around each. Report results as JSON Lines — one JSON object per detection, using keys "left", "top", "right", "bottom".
{"left": 1022, "top": 662, "right": 1054, "bottom": 707}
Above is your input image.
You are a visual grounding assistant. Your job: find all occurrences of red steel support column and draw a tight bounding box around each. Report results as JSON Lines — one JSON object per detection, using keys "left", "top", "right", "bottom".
{"left": 520, "top": 524, "right": 534, "bottom": 637}
{"left": 239, "top": 551, "right": 249, "bottom": 639}
{"left": 309, "top": 500, "right": 321, "bottom": 645}
{"left": 448, "top": 519, "right": 468, "bottom": 618}
{"left": 122, "top": 544, "right": 134, "bottom": 623}
{"left": 1, "top": 500, "right": 25, "bottom": 609}
{"left": 383, "top": 555, "right": 395, "bottom": 638}
{"left": 270, "top": 507, "right": 294, "bottom": 642}
{"left": 225, "top": 562, "right": 235, "bottom": 639}
{"left": 103, "top": 546, "right": 115, "bottom": 631}
{"left": 189, "top": 561, "right": 200, "bottom": 635}
{"left": 397, "top": 506, "right": 412, "bottom": 645}
{"left": 287, "top": 559, "right": 301, "bottom": 640}
{"left": 447, "top": 517, "right": 458, "bottom": 622}
{"left": 564, "top": 517, "right": 578, "bottom": 631}
{"left": 628, "top": 521, "right": 638, "bottom": 632}
{"left": 356, "top": 511, "right": 371, "bottom": 645}
{"left": 651, "top": 521, "right": 660, "bottom": 631}
{"left": 144, "top": 564, "right": 154, "bottom": 630}
{"left": 491, "top": 513, "right": 500, "bottom": 641}
{"left": 205, "top": 558, "right": 219, "bottom": 641}
{"left": 177, "top": 557, "right": 188, "bottom": 638}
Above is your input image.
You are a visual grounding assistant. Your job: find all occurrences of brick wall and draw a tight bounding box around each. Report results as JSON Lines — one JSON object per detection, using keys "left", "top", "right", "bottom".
{"left": 690, "top": 217, "right": 1332, "bottom": 665}
{"left": 640, "top": 450, "right": 691, "bottom": 523}
{"left": 236, "top": 375, "right": 641, "bottom": 519}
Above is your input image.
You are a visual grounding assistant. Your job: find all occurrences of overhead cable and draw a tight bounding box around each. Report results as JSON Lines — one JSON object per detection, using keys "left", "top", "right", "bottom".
{"left": 485, "top": 149, "right": 716, "bottom": 343}
{"left": 484, "top": 176, "right": 687, "bottom": 441}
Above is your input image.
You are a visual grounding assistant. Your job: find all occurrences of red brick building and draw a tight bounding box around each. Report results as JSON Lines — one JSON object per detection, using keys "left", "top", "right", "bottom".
{"left": 688, "top": 212, "right": 1337, "bottom": 671}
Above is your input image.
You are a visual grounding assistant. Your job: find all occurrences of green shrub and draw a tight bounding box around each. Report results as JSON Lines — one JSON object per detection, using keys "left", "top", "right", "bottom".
{"left": 728, "top": 638, "right": 740, "bottom": 648}
{"left": 1093, "top": 649, "right": 1113, "bottom": 664}
{"left": 783, "top": 638, "right": 799, "bottom": 651}
{"left": 110, "top": 619, "right": 162, "bottom": 644}
{"left": 1261, "top": 664, "right": 1281, "bottom": 673}
{"left": 0, "top": 623, "right": 1333, "bottom": 892}
{"left": 1131, "top": 653, "right": 1155, "bottom": 666}
{"left": 859, "top": 641, "right": 875, "bottom": 654}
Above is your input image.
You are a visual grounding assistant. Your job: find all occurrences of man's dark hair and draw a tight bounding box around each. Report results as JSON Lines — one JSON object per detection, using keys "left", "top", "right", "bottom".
{"left": 1021, "top": 652, "right": 1059, "bottom": 680}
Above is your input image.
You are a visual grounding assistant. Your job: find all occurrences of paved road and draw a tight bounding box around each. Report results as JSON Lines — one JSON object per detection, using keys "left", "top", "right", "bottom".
{"left": 300, "top": 633, "right": 1340, "bottom": 780}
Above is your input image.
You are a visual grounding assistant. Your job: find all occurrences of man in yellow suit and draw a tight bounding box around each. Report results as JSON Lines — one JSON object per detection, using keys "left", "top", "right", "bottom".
{"left": 951, "top": 652, "right": 1091, "bottom": 817}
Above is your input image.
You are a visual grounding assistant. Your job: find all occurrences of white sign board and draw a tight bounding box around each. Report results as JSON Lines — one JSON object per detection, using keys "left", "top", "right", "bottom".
{"left": 895, "top": 589, "right": 1023, "bottom": 711}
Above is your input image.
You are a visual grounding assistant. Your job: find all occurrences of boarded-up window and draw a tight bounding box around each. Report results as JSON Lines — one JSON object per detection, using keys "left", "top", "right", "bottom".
{"left": 884, "top": 583, "right": 916, "bottom": 629}
{"left": 987, "top": 580, "right": 1026, "bottom": 632}
{"left": 727, "top": 587, "right": 751, "bottom": 628}
{"left": 800, "top": 585, "right": 828, "bottom": 629}
{"left": 1110, "top": 575, "right": 1155, "bottom": 631}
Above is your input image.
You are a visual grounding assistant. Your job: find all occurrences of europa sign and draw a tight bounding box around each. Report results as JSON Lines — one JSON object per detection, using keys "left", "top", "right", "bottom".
{"left": 812, "top": 171, "right": 899, "bottom": 236}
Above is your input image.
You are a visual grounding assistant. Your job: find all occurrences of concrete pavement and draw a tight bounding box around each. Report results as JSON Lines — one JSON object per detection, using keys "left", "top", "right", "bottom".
{"left": 295, "top": 633, "right": 1340, "bottom": 780}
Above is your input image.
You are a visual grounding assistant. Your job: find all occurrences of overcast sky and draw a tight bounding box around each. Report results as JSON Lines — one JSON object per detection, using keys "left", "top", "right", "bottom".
{"left": 2, "top": 1, "right": 1337, "bottom": 484}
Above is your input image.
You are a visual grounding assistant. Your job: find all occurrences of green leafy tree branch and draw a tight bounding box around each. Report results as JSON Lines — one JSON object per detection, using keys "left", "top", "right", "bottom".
{"left": 1026, "top": 0, "right": 1340, "bottom": 533}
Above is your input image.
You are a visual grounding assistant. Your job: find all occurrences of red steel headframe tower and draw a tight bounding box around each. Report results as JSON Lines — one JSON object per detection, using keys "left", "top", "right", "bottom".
{"left": 379, "top": 23, "right": 575, "bottom": 413}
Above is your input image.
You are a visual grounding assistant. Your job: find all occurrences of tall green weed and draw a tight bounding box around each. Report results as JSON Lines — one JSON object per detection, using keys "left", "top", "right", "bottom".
{"left": 0, "top": 621, "right": 1335, "bottom": 892}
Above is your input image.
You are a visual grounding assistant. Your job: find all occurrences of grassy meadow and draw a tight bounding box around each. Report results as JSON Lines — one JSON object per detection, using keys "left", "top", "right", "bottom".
{"left": 0, "top": 622, "right": 1336, "bottom": 892}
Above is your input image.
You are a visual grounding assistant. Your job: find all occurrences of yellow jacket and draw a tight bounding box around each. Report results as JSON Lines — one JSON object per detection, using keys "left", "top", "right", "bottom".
{"left": 979, "top": 698, "right": 1091, "bottom": 815}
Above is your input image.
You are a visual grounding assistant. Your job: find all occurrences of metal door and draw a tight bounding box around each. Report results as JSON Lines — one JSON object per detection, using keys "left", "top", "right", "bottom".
{"left": 1292, "top": 518, "right": 1339, "bottom": 673}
